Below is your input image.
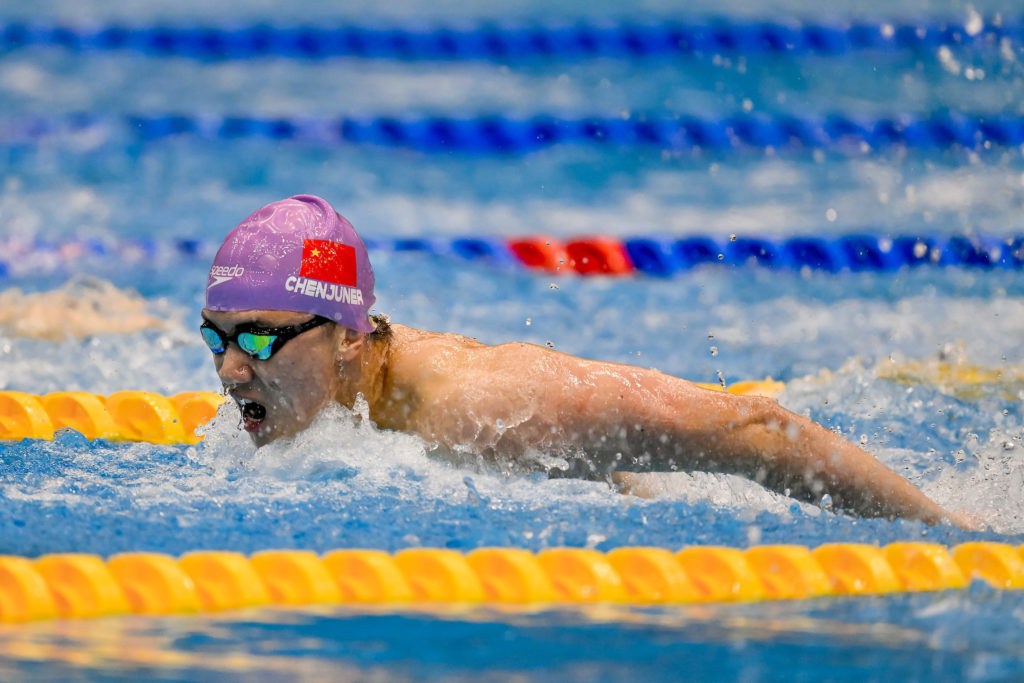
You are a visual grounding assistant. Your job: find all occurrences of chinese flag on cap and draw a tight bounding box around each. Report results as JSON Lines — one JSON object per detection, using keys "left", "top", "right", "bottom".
{"left": 300, "top": 239, "right": 357, "bottom": 287}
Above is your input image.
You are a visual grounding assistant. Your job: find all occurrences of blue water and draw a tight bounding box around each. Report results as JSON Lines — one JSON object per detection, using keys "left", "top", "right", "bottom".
{"left": 3, "top": 0, "right": 1024, "bottom": 680}
{"left": 4, "top": 589, "right": 1024, "bottom": 681}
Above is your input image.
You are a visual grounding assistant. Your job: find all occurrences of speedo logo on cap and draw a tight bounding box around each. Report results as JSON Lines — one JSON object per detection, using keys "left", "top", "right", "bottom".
{"left": 208, "top": 264, "right": 245, "bottom": 288}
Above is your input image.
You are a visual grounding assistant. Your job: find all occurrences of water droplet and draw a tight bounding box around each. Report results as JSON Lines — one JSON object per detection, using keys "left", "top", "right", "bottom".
{"left": 965, "top": 7, "right": 984, "bottom": 36}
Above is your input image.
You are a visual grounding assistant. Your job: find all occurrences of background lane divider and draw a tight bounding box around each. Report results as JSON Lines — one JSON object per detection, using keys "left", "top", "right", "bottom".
{"left": 6, "top": 112, "right": 1024, "bottom": 154}
{"left": 0, "top": 18, "right": 1015, "bottom": 62}
{"left": 1, "top": 543, "right": 1020, "bottom": 622}
{"left": 3, "top": 233, "right": 1022, "bottom": 280}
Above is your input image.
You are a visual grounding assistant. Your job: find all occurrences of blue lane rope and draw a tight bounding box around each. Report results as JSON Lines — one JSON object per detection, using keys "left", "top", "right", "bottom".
{"left": 0, "top": 18, "right": 1017, "bottom": 61}
{"left": 1, "top": 233, "right": 1021, "bottom": 278}
{"left": 5, "top": 112, "right": 1024, "bottom": 153}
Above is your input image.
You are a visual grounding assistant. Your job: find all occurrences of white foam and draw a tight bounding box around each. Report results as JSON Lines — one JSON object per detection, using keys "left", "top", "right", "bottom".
{"left": 783, "top": 359, "right": 1024, "bottom": 534}
{"left": 174, "top": 397, "right": 800, "bottom": 517}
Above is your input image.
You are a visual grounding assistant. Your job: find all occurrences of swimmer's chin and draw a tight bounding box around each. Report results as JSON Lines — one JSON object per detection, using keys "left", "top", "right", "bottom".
{"left": 248, "top": 431, "right": 274, "bottom": 448}
{"left": 247, "top": 424, "right": 293, "bottom": 448}
{"left": 241, "top": 415, "right": 275, "bottom": 447}
{"left": 237, "top": 402, "right": 309, "bottom": 447}
{"left": 246, "top": 420, "right": 309, "bottom": 448}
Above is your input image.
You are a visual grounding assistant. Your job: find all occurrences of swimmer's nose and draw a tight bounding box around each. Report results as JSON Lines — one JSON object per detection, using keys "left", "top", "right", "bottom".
{"left": 217, "top": 345, "right": 255, "bottom": 385}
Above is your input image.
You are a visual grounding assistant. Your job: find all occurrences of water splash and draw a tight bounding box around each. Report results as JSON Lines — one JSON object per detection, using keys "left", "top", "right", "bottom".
{"left": 0, "top": 275, "right": 173, "bottom": 340}
{"left": 783, "top": 355, "right": 1024, "bottom": 534}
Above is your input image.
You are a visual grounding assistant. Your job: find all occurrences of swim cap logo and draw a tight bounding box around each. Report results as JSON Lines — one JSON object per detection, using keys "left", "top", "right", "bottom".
{"left": 208, "top": 264, "right": 245, "bottom": 289}
{"left": 299, "top": 239, "right": 357, "bottom": 287}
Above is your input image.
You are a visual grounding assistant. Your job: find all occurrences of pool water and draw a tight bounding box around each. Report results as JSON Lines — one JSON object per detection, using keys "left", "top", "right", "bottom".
{"left": 2, "top": 0, "right": 1024, "bottom": 680}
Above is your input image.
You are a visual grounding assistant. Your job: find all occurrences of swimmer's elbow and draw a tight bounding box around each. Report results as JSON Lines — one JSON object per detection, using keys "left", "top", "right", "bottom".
{"left": 722, "top": 394, "right": 788, "bottom": 433}
{"left": 718, "top": 395, "right": 807, "bottom": 461}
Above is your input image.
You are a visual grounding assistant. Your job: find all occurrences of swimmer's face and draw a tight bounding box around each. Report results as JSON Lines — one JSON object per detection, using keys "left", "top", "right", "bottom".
{"left": 201, "top": 309, "right": 342, "bottom": 446}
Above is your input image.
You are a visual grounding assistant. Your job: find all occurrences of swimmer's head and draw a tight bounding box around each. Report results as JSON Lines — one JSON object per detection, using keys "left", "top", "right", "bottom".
{"left": 205, "top": 195, "right": 375, "bottom": 333}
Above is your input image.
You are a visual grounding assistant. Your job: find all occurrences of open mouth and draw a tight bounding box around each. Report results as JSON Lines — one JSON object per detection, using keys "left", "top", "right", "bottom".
{"left": 237, "top": 397, "right": 268, "bottom": 432}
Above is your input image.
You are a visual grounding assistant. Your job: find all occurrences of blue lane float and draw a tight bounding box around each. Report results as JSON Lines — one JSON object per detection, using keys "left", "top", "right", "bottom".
{"left": 0, "top": 18, "right": 1017, "bottom": 62}
{"left": 7, "top": 111, "right": 1024, "bottom": 153}
{"left": 1, "top": 233, "right": 1022, "bottom": 279}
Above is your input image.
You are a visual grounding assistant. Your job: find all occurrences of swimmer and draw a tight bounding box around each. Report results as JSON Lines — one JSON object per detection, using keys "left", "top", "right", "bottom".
{"left": 201, "top": 195, "right": 971, "bottom": 527}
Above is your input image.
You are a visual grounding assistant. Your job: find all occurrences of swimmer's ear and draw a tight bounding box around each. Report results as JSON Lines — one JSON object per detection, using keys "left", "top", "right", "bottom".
{"left": 335, "top": 326, "right": 366, "bottom": 363}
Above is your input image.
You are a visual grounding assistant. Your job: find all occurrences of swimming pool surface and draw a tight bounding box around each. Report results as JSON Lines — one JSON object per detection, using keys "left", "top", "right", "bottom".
{"left": 2, "top": 0, "right": 1024, "bottom": 680}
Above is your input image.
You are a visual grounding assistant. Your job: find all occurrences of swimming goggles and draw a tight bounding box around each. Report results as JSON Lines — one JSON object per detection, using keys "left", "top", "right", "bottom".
{"left": 200, "top": 316, "right": 331, "bottom": 361}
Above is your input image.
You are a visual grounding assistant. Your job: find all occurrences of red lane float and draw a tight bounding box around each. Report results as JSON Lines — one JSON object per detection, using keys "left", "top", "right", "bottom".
{"left": 507, "top": 236, "right": 568, "bottom": 272}
{"left": 565, "top": 237, "right": 635, "bottom": 275}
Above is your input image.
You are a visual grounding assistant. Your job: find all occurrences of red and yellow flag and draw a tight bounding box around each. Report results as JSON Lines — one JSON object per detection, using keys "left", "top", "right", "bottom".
{"left": 300, "top": 239, "right": 357, "bottom": 287}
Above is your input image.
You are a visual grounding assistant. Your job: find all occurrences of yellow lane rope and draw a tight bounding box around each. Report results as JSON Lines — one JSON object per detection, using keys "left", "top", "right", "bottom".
{"left": 1, "top": 542, "right": 1021, "bottom": 622}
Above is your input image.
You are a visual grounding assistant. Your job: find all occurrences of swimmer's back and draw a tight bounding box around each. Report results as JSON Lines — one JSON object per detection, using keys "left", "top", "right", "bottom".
{"left": 374, "top": 324, "right": 712, "bottom": 459}
{"left": 376, "top": 325, "right": 588, "bottom": 454}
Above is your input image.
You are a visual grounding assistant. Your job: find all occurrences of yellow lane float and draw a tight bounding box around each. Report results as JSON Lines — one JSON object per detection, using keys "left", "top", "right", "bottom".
{"left": 0, "top": 390, "right": 226, "bottom": 444}
{"left": 1, "top": 542, "right": 1014, "bottom": 623}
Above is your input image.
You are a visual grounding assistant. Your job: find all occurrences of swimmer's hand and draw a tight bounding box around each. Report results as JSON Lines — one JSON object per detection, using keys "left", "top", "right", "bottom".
{"left": 946, "top": 509, "right": 988, "bottom": 532}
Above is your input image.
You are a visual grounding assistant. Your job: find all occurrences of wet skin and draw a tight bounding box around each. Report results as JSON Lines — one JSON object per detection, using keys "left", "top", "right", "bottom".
{"left": 202, "top": 309, "right": 344, "bottom": 447}
{"left": 201, "top": 308, "right": 973, "bottom": 527}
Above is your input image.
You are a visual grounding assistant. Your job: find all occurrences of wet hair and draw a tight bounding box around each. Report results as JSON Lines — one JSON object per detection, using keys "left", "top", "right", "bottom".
{"left": 368, "top": 313, "right": 393, "bottom": 344}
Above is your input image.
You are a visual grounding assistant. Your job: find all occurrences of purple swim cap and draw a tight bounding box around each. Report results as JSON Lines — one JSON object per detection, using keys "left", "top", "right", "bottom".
{"left": 205, "top": 195, "right": 376, "bottom": 333}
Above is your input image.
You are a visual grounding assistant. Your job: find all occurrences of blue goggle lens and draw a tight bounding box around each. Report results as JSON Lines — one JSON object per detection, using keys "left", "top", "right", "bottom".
{"left": 201, "top": 326, "right": 225, "bottom": 353}
{"left": 201, "top": 316, "right": 325, "bottom": 361}
{"left": 237, "top": 332, "right": 277, "bottom": 361}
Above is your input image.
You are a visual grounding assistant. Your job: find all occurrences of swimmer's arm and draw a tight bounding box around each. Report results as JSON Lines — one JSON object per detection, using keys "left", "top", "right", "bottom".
{"left": 575, "top": 366, "right": 957, "bottom": 525}
{"left": 427, "top": 342, "right": 958, "bottom": 525}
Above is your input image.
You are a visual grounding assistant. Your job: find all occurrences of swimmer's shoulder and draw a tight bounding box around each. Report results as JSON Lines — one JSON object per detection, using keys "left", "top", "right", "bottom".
{"left": 385, "top": 325, "right": 565, "bottom": 385}
{"left": 384, "top": 324, "right": 484, "bottom": 380}
{"left": 389, "top": 325, "right": 567, "bottom": 363}
{"left": 376, "top": 325, "right": 496, "bottom": 427}
{"left": 387, "top": 323, "right": 485, "bottom": 354}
